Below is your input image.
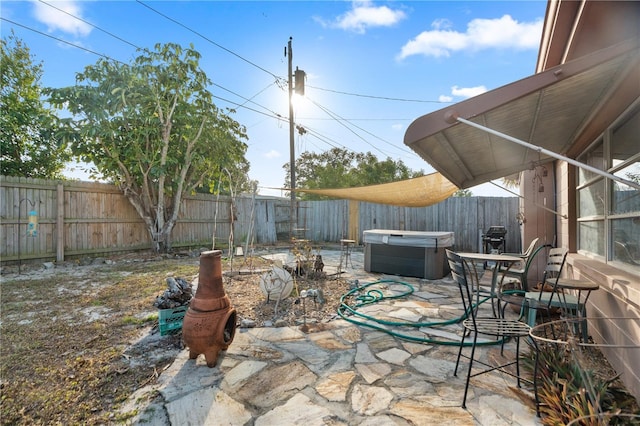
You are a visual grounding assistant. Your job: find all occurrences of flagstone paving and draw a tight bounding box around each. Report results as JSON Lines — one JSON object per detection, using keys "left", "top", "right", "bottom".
{"left": 128, "top": 249, "right": 541, "bottom": 425}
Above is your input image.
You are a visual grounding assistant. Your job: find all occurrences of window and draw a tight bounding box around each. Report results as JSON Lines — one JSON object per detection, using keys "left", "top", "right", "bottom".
{"left": 577, "top": 105, "right": 640, "bottom": 272}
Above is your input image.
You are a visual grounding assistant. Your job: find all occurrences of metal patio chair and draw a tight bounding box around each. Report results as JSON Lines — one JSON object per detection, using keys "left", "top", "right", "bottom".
{"left": 523, "top": 247, "right": 569, "bottom": 326}
{"left": 496, "top": 241, "right": 552, "bottom": 320}
{"left": 498, "top": 237, "right": 540, "bottom": 291}
{"left": 446, "top": 249, "right": 531, "bottom": 409}
{"left": 525, "top": 247, "right": 599, "bottom": 341}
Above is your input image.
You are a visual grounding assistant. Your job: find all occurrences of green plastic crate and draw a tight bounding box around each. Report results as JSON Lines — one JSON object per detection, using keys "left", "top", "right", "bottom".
{"left": 158, "top": 306, "right": 188, "bottom": 335}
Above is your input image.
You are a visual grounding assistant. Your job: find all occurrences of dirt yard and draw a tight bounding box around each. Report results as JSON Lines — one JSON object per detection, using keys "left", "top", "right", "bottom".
{"left": 0, "top": 249, "right": 351, "bottom": 425}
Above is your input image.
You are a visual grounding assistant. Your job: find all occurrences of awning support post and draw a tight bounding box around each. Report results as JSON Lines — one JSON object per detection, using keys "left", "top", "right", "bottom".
{"left": 456, "top": 117, "right": 640, "bottom": 191}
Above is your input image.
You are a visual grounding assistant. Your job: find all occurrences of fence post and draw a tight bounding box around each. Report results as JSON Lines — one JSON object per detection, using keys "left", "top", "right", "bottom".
{"left": 56, "top": 183, "right": 64, "bottom": 262}
{"left": 349, "top": 200, "right": 359, "bottom": 242}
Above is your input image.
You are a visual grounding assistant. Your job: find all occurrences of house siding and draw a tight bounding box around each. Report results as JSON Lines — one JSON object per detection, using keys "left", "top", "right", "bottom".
{"left": 528, "top": 0, "right": 640, "bottom": 403}
{"left": 566, "top": 255, "right": 640, "bottom": 400}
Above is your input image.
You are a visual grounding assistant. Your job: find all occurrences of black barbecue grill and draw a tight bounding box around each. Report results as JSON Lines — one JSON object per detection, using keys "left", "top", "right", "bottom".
{"left": 482, "top": 226, "right": 507, "bottom": 254}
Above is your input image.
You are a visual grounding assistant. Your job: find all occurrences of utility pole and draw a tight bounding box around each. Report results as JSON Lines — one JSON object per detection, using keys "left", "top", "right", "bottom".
{"left": 287, "top": 37, "right": 296, "bottom": 239}
{"left": 286, "top": 38, "right": 306, "bottom": 240}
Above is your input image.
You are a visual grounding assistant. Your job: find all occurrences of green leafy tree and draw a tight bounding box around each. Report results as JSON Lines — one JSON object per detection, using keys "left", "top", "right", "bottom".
{"left": 195, "top": 159, "right": 256, "bottom": 196}
{"left": 285, "top": 147, "right": 423, "bottom": 201}
{"left": 1, "top": 32, "right": 68, "bottom": 178}
{"left": 46, "top": 43, "right": 248, "bottom": 252}
{"left": 453, "top": 188, "right": 473, "bottom": 197}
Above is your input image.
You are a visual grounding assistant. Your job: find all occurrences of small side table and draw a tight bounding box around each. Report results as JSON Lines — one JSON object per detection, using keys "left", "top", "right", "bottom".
{"left": 339, "top": 239, "right": 356, "bottom": 272}
{"left": 456, "top": 252, "right": 524, "bottom": 317}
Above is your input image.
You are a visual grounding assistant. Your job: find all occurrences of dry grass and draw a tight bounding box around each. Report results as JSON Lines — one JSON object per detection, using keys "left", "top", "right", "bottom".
{"left": 0, "top": 255, "right": 200, "bottom": 425}
{"left": 0, "top": 250, "right": 350, "bottom": 425}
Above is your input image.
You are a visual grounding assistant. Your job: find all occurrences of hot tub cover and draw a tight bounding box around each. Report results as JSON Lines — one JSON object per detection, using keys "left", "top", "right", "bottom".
{"left": 363, "top": 230, "right": 454, "bottom": 248}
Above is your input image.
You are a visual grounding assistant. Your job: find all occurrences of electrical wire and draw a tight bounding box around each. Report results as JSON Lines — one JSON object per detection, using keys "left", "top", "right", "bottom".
{"left": 20, "top": 1, "right": 286, "bottom": 123}
{"left": 296, "top": 124, "right": 350, "bottom": 151}
{"left": 135, "top": 0, "right": 283, "bottom": 83}
{"left": 308, "top": 84, "right": 453, "bottom": 104}
{"left": 297, "top": 117, "right": 413, "bottom": 121}
{"left": 0, "top": 17, "right": 126, "bottom": 64}
{"left": 37, "top": 0, "right": 140, "bottom": 50}
{"left": 5, "top": 4, "right": 429, "bottom": 169}
{"left": 308, "top": 97, "right": 420, "bottom": 158}
{"left": 11, "top": 8, "right": 361, "bottom": 158}
{"left": 213, "top": 82, "right": 282, "bottom": 117}
{"left": 212, "top": 95, "right": 286, "bottom": 123}
{"left": 1, "top": 15, "right": 289, "bottom": 130}
{"left": 307, "top": 98, "right": 392, "bottom": 158}
{"left": 127, "top": 1, "right": 434, "bottom": 158}
{"left": 311, "top": 97, "right": 416, "bottom": 156}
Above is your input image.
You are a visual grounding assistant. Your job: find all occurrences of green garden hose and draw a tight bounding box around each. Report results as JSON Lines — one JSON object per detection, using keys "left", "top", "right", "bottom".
{"left": 337, "top": 278, "right": 509, "bottom": 347}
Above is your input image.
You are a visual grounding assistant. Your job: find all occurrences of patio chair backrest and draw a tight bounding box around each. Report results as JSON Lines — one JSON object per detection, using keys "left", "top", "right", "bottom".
{"left": 446, "top": 249, "right": 480, "bottom": 322}
{"left": 522, "top": 238, "right": 540, "bottom": 259}
{"left": 517, "top": 237, "right": 541, "bottom": 273}
{"left": 537, "top": 247, "right": 569, "bottom": 306}
{"left": 542, "top": 247, "right": 569, "bottom": 282}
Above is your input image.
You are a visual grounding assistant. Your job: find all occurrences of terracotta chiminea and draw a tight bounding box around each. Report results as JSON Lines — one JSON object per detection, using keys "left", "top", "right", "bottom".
{"left": 182, "top": 250, "right": 237, "bottom": 367}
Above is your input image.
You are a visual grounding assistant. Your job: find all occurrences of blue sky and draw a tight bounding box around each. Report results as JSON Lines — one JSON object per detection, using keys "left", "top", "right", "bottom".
{"left": 1, "top": 1, "right": 546, "bottom": 197}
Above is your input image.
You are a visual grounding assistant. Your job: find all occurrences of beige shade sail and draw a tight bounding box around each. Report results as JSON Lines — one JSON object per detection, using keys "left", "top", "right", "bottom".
{"left": 288, "top": 172, "right": 458, "bottom": 207}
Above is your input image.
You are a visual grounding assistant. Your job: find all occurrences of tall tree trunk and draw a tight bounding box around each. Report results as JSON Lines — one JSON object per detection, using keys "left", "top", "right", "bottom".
{"left": 158, "top": 220, "right": 176, "bottom": 253}
{"left": 122, "top": 190, "right": 165, "bottom": 253}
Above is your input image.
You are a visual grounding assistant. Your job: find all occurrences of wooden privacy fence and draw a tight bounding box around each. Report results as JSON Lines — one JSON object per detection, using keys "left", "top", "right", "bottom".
{"left": 298, "top": 196, "right": 521, "bottom": 253}
{"left": 1, "top": 175, "right": 521, "bottom": 263}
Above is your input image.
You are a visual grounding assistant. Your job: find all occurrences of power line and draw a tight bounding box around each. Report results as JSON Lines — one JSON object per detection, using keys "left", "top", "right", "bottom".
{"left": 308, "top": 98, "right": 415, "bottom": 156}
{"left": 4, "top": 15, "right": 318, "bottom": 153}
{"left": 298, "top": 117, "right": 412, "bottom": 121}
{"left": 4, "top": 6, "right": 421, "bottom": 166}
{"left": 308, "top": 85, "right": 452, "bottom": 104}
{"left": 38, "top": 0, "right": 437, "bottom": 110}
{"left": 5, "top": 6, "right": 287, "bottom": 123}
{"left": 307, "top": 96, "right": 416, "bottom": 157}
{"left": 1, "top": 17, "right": 289, "bottom": 132}
{"left": 37, "top": 0, "right": 289, "bottom": 117}
{"left": 30, "top": 0, "right": 440, "bottom": 126}
{"left": 135, "top": 0, "right": 283, "bottom": 83}
{"left": 299, "top": 124, "right": 348, "bottom": 151}
{"left": 212, "top": 95, "right": 285, "bottom": 124}
{"left": 307, "top": 98, "right": 391, "bottom": 158}
{"left": 0, "top": 17, "right": 126, "bottom": 64}
{"left": 213, "top": 82, "right": 281, "bottom": 117}
{"left": 38, "top": 0, "right": 140, "bottom": 50}
{"left": 133, "top": 0, "right": 436, "bottom": 133}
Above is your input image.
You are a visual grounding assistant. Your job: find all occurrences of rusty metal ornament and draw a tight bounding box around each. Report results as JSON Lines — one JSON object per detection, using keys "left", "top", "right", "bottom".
{"left": 182, "top": 250, "right": 237, "bottom": 367}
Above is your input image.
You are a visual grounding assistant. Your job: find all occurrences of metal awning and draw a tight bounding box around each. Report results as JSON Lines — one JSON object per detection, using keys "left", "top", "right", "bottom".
{"left": 404, "top": 39, "right": 640, "bottom": 190}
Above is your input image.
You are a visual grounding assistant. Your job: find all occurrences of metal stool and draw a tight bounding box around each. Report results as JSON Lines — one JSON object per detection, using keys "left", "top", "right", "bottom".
{"left": 339, "top": 239, "right": 356, "bottom": 272}
{"left": 555, "top": 278, "right": 600, "bottom": 341}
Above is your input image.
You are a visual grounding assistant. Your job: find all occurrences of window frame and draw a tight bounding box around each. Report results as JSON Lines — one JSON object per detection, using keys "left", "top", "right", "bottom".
{"left": 576, "top": 102, "right": 640, "bottom": 274}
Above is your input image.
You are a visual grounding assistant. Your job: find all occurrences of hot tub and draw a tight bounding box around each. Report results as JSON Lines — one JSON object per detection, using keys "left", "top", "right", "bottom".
{"left": 363, "top": 230, "right": 455, "bottom": 279}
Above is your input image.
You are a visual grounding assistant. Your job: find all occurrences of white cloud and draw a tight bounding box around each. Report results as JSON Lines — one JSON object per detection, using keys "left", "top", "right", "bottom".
{"left": 451, "top": 85, "right": 487, "bottom": 98}
{"left": 398, "top": 14, "right": 542, "bottom": 60}
{"left": 391, "top": 123, "right": 403, "bottom": 131}
{"left": 431, "top": 18, "right": 453, "bottom": 31}
{"left": 438, "top": 94, "right": 453, "bottom": 102}
{"left": 32, "top": 0, "right": 92, "bottom": 37}
{"left": 316, "top": 1, "right": 407, "bottom": 34}
{"left": 264, "top": 150, "right": 281, "bottom": 159}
